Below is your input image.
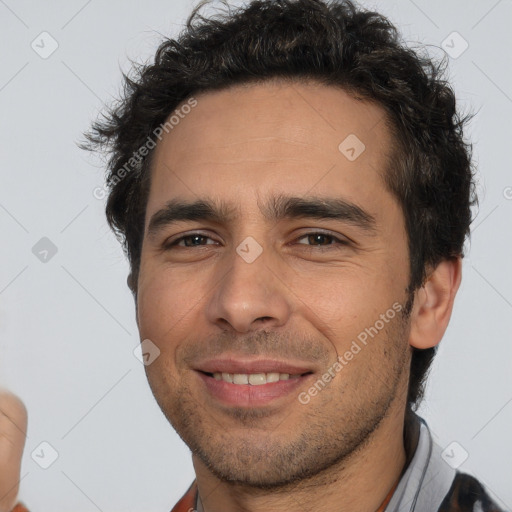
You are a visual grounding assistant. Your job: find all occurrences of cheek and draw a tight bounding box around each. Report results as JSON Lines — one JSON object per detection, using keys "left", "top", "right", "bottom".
{"left": 294, "top": 263, "right": 406, "bottom": 355}
{"left": 136, "top": 267, "right": 199, "bottom": 350}
{"left": 299, "top": 263, "right": 393, "bottom": 318}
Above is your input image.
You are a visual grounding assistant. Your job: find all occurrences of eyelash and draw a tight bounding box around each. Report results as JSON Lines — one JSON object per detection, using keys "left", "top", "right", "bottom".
{"left": 164, "top": 232, "right": 349, "bottom": 250}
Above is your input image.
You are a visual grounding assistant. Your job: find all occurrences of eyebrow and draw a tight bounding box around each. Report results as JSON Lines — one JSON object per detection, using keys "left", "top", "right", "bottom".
{"left": 146, "top": 194, "right": 377, "bottom": 240}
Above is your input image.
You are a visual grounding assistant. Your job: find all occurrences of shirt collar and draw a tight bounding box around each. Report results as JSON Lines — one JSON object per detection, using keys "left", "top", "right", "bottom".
{"left": 384, "top": 412, "right": 456, "bottom": 512}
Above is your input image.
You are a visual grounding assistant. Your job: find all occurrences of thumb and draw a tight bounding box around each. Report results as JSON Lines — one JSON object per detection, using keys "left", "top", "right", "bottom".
{"left": 0, "top": 390, "right": 28, "bottom": 512}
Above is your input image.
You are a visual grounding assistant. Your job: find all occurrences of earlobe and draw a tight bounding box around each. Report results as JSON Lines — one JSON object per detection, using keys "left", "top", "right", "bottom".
{"left": 408, "top": 257, "right": 462, "bottom": 350}
{"left": 127, "top": 273, "right": 139, "bottom": 326}
{"left": 127, "top": 273, "right": 135, "bottom": 293}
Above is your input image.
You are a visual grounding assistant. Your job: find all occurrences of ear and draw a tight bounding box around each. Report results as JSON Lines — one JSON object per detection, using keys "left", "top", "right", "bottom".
{"left": 408, "top": 257, "right": 462, "bottom": 350}
{"left": 127, "top": 273, "right": 139, "bottom": 327}
{"left": 127, "top": 272, "right": 136, "bottom": 294}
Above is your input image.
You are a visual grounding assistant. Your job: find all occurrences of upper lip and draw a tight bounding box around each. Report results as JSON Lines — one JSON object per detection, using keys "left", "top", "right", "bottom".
{"left": 194, "top": 357, "right": 315, "bottom": 375}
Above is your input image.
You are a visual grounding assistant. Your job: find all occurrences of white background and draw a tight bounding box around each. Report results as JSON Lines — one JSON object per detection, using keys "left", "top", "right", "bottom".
{"left": 0, "top": 0, "right": 511, "bottom": 510}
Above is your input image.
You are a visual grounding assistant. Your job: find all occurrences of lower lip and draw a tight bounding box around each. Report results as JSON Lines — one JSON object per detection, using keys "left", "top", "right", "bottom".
{"left": 196, "top": 371, "right": 313, "bottom": 407}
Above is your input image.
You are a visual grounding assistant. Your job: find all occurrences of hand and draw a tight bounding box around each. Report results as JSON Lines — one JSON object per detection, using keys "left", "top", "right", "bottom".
{"left": 0, "top": 390, "right": 28, "bottom": 512}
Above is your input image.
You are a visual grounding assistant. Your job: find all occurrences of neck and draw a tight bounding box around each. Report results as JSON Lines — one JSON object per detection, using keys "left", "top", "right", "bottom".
{"left": 193, "top": 405, "right": 416, "bottom": 512}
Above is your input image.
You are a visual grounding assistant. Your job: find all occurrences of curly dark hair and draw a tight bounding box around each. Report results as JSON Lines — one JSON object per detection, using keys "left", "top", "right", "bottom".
{"left": 83, "top": 0, "right": 477, "bottom": 411}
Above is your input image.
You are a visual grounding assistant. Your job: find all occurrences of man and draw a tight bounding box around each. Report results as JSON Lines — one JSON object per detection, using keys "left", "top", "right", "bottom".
{"left": 3, "top": 0, "right": 506, "bottom": 510}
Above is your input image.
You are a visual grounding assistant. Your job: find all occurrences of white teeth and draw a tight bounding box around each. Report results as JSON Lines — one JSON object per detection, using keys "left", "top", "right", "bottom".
{"left": 248, "top": 373, "right": 266, "bottom": 385}
{"left": 222, "top": 372, "right": 233, "bottom": 383}
{"left": 211, "top": 372, "right": 300, "bottom": 384}
{"left": 233, "top": 373, "right": 249, "bottom": 385}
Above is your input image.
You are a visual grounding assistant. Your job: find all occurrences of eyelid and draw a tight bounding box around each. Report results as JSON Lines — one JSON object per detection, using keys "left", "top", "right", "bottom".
{"left": 163, "top": 230, "right": 220, "bottom": 248}
{"left": 293, "top": 230, "right": 350, "bottom": 246}
{"left": 163, "top": 229, "right": 350, "bottom": 249}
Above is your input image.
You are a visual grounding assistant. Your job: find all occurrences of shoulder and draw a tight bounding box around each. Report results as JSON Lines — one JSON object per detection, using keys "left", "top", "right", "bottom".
{"left": 10, "top": 503, "right": 30, "bottom": 512}
{"left": 395, "top": 413, "right": 508, "bottom": 512}
{"left": 438, "top": 472, "right": 507, "bottom": 512}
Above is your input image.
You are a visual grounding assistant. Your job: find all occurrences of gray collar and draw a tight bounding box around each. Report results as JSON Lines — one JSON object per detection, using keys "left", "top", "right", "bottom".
{"left": 385, "top": 415, "right": 456, "bottom": 512}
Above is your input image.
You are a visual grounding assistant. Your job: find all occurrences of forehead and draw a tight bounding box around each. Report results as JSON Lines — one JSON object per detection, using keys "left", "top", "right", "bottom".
{"left": 146, "top": 79, "right": 395, "bottom": 219}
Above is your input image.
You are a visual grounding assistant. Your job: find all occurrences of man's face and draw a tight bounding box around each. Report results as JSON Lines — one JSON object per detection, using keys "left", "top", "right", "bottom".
{"left": 137, "top": 80, "right": 413, "bottom": 488}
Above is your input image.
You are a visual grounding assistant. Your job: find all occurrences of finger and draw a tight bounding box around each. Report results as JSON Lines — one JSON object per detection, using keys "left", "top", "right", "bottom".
{"left": 0, "top": 390, "right": 28, "bottom": 512}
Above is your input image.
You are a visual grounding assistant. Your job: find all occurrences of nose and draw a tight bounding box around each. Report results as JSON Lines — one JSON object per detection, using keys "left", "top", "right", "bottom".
{"left": 205, "top": 246, "right": 292, "bottom": 333}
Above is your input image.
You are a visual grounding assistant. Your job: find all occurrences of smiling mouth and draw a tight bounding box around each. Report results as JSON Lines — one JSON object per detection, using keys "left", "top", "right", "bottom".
{"left": 200, "top": 371, "right": 313, "bottom": 385}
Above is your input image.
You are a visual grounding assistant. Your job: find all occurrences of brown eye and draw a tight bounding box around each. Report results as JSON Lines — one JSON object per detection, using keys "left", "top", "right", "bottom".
{"left": 295, "top": 232, "right": 348, "bottom": 248}
{"left": 164, "top": 233, "right": 217, "bottom": 249}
